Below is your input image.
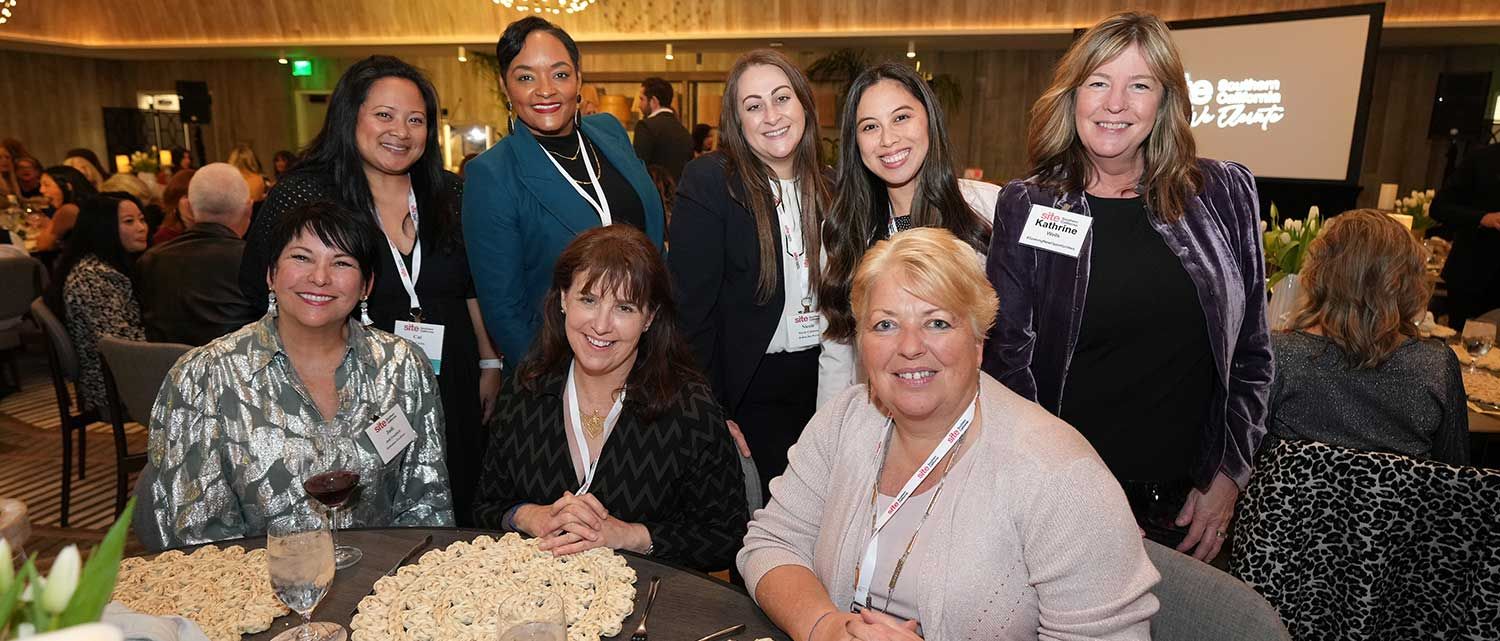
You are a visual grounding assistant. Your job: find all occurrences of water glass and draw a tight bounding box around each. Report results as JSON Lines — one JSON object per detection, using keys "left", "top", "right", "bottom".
{"left": 267, "top": 512, "right": 345, "bottom": 641}
{"left": 496, "top": 590, "right": 568, "bottom": 641}
{"left": 1462, "top": 320, "right": 1495, "bottom": 373}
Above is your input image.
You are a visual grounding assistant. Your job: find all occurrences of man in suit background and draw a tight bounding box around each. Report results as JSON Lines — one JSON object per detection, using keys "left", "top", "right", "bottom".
{"left": 632, "top": 77, "right": 695, "bottom": 181}
{"left": 1433, "top": 142, "right": 1500, "bottom": 327}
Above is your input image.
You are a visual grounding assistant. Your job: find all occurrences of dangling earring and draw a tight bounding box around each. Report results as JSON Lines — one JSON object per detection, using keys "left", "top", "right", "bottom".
{"left": 504, "top": 101, "right": 516, "bottom": 135}
{"left": 268, "top": 292, "right": 278, "bottom": 317}
{"left": 360, "top": 298, "right": 373, "bottom": 326}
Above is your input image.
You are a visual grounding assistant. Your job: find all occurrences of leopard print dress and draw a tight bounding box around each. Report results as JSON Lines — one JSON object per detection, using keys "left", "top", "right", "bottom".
{"left": 63, "top": 255, "right": 146, "bottom": 414}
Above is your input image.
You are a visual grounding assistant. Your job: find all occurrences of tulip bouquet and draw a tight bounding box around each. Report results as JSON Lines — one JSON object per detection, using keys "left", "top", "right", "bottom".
{"left": 1394, "top": 188, "right": 1438, "bottom": 237}
{"left": 126, "top": 152, "right": 159, "bottom": 175}
{"left": 1261, "top": 203, "right": 1324, "bottom": 290}
{"left": 0, "top": 499, "right": 133, "bottom": 639}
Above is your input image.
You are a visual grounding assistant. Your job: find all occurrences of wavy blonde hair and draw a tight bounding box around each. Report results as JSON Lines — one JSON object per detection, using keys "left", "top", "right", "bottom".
{"left": 851, "top": 228, "right": 997, "bottom": 341}
{"left": 1287, "top": 209, "right": 1432, "bottom": 368}
{"left": 1028, "top": 11, "right": 1203, "bottom": 222}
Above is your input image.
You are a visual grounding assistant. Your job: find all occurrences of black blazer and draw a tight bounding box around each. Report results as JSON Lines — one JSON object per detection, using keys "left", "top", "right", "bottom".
{"left": 471, "top": 369, "right": 748, "bottom": 572}
{"left": 668, "top": 153, "right": 798, "bottom": 416}
{"left": 632, "top": 111, "right": 695, "bottom": 182}
{"left": 1434, "top": 143, "right": 1500, "bottom": 295}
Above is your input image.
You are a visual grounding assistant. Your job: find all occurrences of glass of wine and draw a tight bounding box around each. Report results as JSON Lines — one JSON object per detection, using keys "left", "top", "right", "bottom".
{"left": 267, "top": 512, "right": 345, "bottom": 641}
{"left": 1462, "top": 320, "right": 1496, "bottom": 374}
{"left": 496, "top": 589, "right": 568, "bottom": 641}
{"left": 293, "top": 425, "right": 364, "bottom": 569}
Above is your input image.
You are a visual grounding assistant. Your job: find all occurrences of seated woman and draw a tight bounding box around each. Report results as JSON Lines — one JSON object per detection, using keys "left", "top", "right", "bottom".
{"left": 472, "top": 224, "right": 747, "bottom": 572}
{"left": 739, "top": 228, "right": 1157, "bottom": 640}
{"left": 1269, "top": 208, "right": 1468, "bottom": 465}
{"left": 139, "top": 200, "right": 453, "bottom": 549}
{"left": 32, "top": 165, "right": 97, "bottom": 253}
{"left": 44, "top": 194, "right": 149, "bottom": 417}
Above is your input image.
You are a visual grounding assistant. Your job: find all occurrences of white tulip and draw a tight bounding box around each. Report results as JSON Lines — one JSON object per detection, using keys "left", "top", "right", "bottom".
{"left": 40, "top": 545, "right": 80, "bottom": 614}
{"left": 0, "top": 538, "right": 11, "bottom": 593}
{"left": 1259, "top": 220, "right": 1268, "bottom": 233}
{"left": 1279, "top": 231, "right": 1292, "bottom": 245}
{"left": 1425, "top": 189, "right": 1436, "bottom": 198}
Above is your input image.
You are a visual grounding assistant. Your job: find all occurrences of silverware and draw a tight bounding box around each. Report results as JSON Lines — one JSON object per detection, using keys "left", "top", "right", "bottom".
{"left": 348, "top": 534, "right": 432, "bottom": 617}
{"left": 631, "top": 576, "right": 661, "bottom": 641}
{"left": 694, "top": 623, "right": 745, "bottom": 641}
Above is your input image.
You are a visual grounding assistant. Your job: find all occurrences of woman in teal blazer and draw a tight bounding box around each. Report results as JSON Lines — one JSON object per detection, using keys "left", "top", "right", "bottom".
{"left": 463, "top": 16, "right": 665, "bottom": 364}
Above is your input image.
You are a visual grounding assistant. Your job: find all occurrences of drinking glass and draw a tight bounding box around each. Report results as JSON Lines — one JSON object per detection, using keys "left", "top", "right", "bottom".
{"left": 1462, "top": 320, "right": 1495, "bottom": 374}
{"left": 267, "top": 512, "right": 345, "bottom": 641}
{"left": 495, "top": 589, "right": 568, "bottom": 641}
{"left": 290, "top": 424, "right": 364, "bottom": 569}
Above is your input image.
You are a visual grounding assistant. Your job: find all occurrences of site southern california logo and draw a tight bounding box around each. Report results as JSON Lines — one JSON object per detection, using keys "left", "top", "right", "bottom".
{"left": 1034, "top": 209, "right": 1081, "bottom": 235}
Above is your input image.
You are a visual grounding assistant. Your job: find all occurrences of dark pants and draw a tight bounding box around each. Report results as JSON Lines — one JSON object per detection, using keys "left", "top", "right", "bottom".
{"left": 1120, "top": 479, "right": 1194, "bottom": 550}
{"left": 1447, "top": 283, "right": 1500, "bottom": 329}
{"left": 734, "top": 348, "right": 819, "bottom": 499}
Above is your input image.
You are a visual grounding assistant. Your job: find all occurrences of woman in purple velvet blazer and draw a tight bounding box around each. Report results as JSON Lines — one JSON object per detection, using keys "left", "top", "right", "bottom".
{"left": 983, "top": 11, "right": 1272, "bottom": 563}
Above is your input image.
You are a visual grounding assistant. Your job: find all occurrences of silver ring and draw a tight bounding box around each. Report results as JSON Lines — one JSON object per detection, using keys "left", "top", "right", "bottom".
{"left": 1215, "top": 530, "right": 1228, "bottom": 539}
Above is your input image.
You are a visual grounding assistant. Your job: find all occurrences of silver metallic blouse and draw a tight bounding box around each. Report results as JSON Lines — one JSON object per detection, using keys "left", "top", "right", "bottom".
{"left": 139, "top": 314, "right": 454, "bottom": 549}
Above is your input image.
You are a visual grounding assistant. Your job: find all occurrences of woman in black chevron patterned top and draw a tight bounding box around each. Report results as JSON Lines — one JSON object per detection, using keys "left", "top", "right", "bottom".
{"left": 472, "top": 224, "right": 748, "bottom": 571}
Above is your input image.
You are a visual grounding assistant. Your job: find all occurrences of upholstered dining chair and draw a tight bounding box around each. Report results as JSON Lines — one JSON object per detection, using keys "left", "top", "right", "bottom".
{"left": 1232, "top": 438, "right": 1500, "bottom": 641}
{"left": 28, "top": 297, "right": 96, "bottom": 528}
{"left": 0, "top": 255, "right": 43, "bottom": 392}
{"left": 97, "top": 337, "right": 192, "bottom": 519}
{"left": 1144, "top": 538, "right": 1290, "bottom": 641}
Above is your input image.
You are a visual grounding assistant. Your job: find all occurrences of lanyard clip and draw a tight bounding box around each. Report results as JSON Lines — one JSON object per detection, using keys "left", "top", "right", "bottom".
{"left": 408, "top": 307, "right": 423, "bottom": 323}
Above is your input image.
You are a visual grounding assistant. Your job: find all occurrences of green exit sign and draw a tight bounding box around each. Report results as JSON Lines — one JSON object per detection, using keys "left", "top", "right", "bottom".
{"left": 291, "top": 60, "right": 312, "bottom": 77}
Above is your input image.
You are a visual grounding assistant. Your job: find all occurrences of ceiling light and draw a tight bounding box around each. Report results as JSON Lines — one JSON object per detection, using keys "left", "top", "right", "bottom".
{"left": 277, "top": 51, "right": 288, "bottom": 65}
{"left": 492, "top": 0, "right": 595, "bottom": 15}
{"left": 907, "top": 40, "right": 916, "bottom": 59}
{"left": 458, "top": 46, "right": 468, "bottom": 62}
{"left": 664, "top": 44, "right": 674, "bottom": 61}
{"left": 0, "top": 0, "right": 17, "bottom": 26}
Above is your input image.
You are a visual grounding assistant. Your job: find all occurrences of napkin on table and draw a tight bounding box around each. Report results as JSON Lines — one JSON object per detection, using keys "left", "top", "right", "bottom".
{"left": 102, "top": 602, "right": 212, "bottom": 641}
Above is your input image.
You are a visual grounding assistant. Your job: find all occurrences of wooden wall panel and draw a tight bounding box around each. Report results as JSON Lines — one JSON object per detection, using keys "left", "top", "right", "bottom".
{"left": 5, "top": 0, "right": 1497, "bottom": 49}
{"left": 0, "top": 51, "right": 109, "bottom": 168}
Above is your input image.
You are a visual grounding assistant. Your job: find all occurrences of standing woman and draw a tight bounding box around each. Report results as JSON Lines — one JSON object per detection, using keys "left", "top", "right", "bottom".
{"left": 464, "top": 16, "right": 665, "bottom": 365}
{"left": 240, "top": 55, "right": 500, "bottom": 526}
{"left": 669, "top": 50, "right": 829, "bottom": 495}
{"left": 984, "top": 12, "right": 1271, "bottom": 562}
{"left": 819, "top": 62, "right": 997, "bottom": 406}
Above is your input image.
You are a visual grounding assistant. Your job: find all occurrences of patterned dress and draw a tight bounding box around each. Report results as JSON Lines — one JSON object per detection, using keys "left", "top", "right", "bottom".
{"left": 62, "top": 255, "right": 147, "bottom": 414}
{"left": 138, "top": 314, "right": 454, "bottom": 549}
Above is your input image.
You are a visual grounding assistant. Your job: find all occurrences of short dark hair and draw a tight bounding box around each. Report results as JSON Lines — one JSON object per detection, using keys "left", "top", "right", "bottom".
{"left": 641, "top": 77, "right": 673, "bottom": 109}
{"left": 43, "top": 165, "right": 98, "bottom": 206}
{"left": 516, "top": 225, "right": 704, "bottom": 423}
{"left": 496, "top": 16, "right": 581, "bottom": 75}
{"left": 691, "top": 123, "right": 713, "bottom": 153}
{"left": 264, "top": 200, "right": 382, "bottom": 287}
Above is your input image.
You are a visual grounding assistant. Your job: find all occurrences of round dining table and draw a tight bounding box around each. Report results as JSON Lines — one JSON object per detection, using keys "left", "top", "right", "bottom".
{"left": 157, "top": 528, "right": 791, "bottom": 641}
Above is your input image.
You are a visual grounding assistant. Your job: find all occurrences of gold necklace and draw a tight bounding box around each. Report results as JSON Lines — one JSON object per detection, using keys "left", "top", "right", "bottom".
{"left": 546, "top": 139, "right": 602, "bottom": 186}
{"left": 581, "top": 410, "right": 606, "bottom": 439}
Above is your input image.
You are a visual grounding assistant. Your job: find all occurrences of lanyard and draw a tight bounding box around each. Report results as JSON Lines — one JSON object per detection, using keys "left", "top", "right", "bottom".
{"left": 542, "top": 129, "right": 613, "bottom": 226}
{"left": 382, "top": 188, "right": 423, "bottom": 320}
{"left": 777, "top": 181, "right": 812, "bottom": 311}
{"left": 565, "top": 360, "right": 625, "bottom": 495}
{"left": 851, "top": 390, "right": 978, "bottom": 607}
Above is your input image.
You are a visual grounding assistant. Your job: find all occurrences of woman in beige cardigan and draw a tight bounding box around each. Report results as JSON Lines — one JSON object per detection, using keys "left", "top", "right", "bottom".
{"left": 739, "top": 228, "right": 1158, "bottom": 641}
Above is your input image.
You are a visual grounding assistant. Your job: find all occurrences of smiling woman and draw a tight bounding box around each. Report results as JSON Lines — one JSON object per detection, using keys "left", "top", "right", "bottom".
{"left": 463, "top": 16, "right": 666, "bottom": 375}
{"left": 239, "top": 55, "right": 501, "bottom": 526}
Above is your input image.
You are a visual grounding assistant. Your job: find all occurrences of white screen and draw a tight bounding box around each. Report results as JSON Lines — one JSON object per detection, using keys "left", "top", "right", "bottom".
{"left": 1172, "top": 14, "right": 1373, "bottom": 181}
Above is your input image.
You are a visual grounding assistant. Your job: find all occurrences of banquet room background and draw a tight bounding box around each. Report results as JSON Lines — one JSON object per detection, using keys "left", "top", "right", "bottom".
{"left": 2, "top": 0, "right": 1498, "bottom": 212}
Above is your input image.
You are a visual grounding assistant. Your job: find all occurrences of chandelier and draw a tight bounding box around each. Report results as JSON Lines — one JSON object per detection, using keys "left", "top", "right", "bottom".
{"left": 0, "top": 0, "right": 17, "bottom": 26}
{"left": 491, "top": 0, "right": 597, "bottom": 15}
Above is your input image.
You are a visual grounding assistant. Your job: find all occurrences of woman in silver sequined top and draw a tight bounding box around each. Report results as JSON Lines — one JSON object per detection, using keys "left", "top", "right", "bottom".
{"left": 138, "top": 201, "right": 453, "bottom": 550}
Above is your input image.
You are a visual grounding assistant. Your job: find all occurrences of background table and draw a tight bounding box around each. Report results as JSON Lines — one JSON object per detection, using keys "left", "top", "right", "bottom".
{"left": 155, "top": 528, "right": 791, "bottom": 641}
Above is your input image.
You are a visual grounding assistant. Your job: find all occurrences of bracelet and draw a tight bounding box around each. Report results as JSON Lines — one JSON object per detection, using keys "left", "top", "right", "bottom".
{"left": 479, "top": 358, "right": 503, "bottom": 370}
{"left": 502, "top": 503, "right": 526, "bottom": 533}
{"left": 806, "top": 610, "right": 835, "bottom": 641}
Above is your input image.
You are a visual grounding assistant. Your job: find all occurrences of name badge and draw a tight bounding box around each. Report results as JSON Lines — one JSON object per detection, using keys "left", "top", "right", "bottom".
{"left": 786, "top": 311, "right": 821, "bottom": 350}
{"left": 395, "top": 321, "right": 445, "bottom": 375}
{"left": 364, "top": 406, "right": 417, "bottom": 465}
{"left": 1017, "top": 204, "right": 1093, "bottom": 258}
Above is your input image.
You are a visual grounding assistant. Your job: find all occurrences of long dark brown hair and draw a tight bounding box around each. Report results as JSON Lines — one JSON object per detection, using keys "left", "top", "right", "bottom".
{"left": 515, "top": 225, "right": 704, "bottom": 422}
{"left": 1027, "top": 11, "right": 1203, "bottom": 222}
{"left": 821, "top": 62, "right": 990, "bottom": 341}
{"left": 718, "top": 49, "right": 828, "bottom": 304}
{"left": 1287, "top": 209, "right": 1431, "bottom": 368}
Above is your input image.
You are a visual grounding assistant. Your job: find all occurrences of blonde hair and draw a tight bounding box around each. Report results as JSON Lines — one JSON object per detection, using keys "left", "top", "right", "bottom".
{"left": 851, "top": 228, "right": 998, "bottom": 340}
{"left": 227, "top": 143, "right": 263, "bottom": 175}
{"left": 62, "top": 157, "right": 103, "bottom": 188}
{"left": 1028, "top": 11, "right": 1203, "bottom": 222}
{"left": 99, "top": 172, "right": 154, "bottom": 205}
{"left": 1287, "top": 209, "right": 1432, "bottom": 368}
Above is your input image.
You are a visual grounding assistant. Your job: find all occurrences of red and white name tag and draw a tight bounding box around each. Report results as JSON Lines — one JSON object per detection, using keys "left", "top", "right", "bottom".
{"left": 1017, "top": 204, "right": 1092, "bottom": 258}
{"left": 364, "top": 406, "right": 416, "bottom": 465}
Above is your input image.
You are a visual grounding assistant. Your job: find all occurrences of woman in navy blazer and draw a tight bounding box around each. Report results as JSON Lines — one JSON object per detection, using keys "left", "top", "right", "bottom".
{"left": 463, "top": 17, "right": 665, "bottom": 364}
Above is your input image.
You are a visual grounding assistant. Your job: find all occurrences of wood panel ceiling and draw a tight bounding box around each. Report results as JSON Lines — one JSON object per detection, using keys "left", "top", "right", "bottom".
{"left": 2, "top": 0, "right": 1497, "bottom": 54}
